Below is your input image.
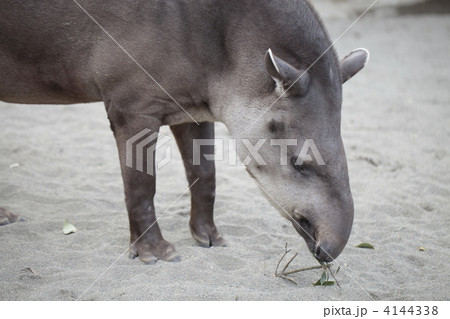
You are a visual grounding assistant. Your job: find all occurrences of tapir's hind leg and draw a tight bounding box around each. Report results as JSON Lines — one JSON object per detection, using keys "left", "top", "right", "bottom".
{"left": 108, "top": 108, "right": 180, "bottom": 264}
{"left": 0, "top": 207, "right": 24, "bottom": 226}
{"left": 170, "top": 122, "right": 225, "bottom": 247}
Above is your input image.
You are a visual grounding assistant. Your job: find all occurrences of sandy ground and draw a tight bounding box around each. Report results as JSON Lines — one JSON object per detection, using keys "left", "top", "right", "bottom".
{"left": 0, "top": 0, "right": 449, "bottom": 300}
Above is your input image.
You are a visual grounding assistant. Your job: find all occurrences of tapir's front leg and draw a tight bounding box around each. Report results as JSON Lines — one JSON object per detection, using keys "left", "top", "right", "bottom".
{"left": 108, "top": 107, "right": 179, "bottom": 264}
{"left": 170, "top": 122, "right": 225, "bottom": 247}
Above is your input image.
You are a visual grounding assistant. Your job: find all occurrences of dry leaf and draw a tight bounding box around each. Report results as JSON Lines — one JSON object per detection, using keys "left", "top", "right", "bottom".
{"left": 63, "top": 220, "right": 77, "bottom": 235}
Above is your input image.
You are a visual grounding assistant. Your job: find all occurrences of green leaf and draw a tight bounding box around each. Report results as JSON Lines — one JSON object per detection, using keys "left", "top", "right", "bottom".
{"left": 322, "top": 281, "right": 335, "bottom": 286}
{"left": 356, "top": 242, "right": 374, "bottom": 249}
{"left": 63, "top": 220, "right": 77, "bottom": 235}
{"left": 320, "top": 271, "right": 327, "bottom": 285}
{"left": 314, "top": 279, "right": 335, "bottom": 286}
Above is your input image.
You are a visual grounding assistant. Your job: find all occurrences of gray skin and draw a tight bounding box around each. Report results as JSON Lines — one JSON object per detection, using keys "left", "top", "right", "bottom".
{"left": 0, "top": 0, "right": 368, "bottom": 263}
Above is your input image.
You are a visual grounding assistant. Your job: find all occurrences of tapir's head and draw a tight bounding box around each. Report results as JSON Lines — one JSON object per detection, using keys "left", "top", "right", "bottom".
{"left": 232, "top": 48, "right": 369, "bottom": 262}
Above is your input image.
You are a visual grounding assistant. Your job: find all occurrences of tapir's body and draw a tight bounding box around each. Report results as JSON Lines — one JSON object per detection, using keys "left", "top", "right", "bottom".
{"left": 0, "top": 0, "right": 368, "bottom": 263}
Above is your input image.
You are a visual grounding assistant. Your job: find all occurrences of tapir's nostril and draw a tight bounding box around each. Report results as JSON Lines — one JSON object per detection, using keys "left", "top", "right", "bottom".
{"left": 314, "top": 242, "right": 334, "bottom": 263}
{"left": 314, "top": 244, "right": 321, "bottom": 257}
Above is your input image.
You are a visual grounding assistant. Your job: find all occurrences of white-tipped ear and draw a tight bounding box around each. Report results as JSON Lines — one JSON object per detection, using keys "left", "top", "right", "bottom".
{"left": 340, "top": 48, "right": 369, "bottom": 83}
{"left": 267, "top": 48, "right": 280, "bottom": 74}
{"left": 264, "top": 49, "right": 310, "bottom": 96}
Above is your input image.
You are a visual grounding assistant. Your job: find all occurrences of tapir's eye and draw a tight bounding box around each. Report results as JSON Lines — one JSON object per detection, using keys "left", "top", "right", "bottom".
{"left": 299, "top": 217, "right": 312, "bottom": 231}
{"left": 291, "top": 156, "right": 307, "bottom": 175}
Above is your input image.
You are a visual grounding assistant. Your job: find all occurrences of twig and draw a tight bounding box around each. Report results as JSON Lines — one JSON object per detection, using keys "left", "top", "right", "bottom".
{"left": 281, "top": 252, "right": 298, "bottom": 274}
{"left": 274, "top": 244, "right": 291, "bottom": 276}
{"left": 327, "top": 266, "right": 341, "bottom": 288}
{"left": 274, "top": 244, "right": 341, "bottom": 288}
{"left": 282, "top": 265, "right": 322, "bottom": 276}
{"left": 277, "top": 274, "right": 298, "bottom": 285}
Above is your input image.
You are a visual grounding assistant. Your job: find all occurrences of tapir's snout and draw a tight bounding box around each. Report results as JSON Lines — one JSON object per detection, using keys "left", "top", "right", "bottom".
{"left": 314, "top": 240, "right": 344, "bottom": 263}
{"left": 291, "top": 203, "right": 354, "bottom": 263}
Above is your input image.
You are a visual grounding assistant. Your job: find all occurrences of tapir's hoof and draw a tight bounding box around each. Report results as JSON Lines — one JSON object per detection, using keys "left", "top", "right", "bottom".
{"left": 190, "top": 222, "right": 226, "bottom": 248}
{"left": 128, "top": 239, "right": 180, "bottom": 264}
{"left": 0, "top": 208, "right": 25, "bottom": 226}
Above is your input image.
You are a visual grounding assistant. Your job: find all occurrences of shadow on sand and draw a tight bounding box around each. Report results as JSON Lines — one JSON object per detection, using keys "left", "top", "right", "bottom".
{"left": 396, "top": 0, "right": 450, "bottom": 16}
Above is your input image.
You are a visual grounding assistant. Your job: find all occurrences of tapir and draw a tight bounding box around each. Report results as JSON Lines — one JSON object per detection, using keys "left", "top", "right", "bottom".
{"left": 0, "top": 0, "right": 368, "bottom": 264}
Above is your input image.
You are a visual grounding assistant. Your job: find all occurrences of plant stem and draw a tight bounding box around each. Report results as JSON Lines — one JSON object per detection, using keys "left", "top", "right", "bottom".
{"left": 282, "top": 265, "right": 322, "bottom": 276}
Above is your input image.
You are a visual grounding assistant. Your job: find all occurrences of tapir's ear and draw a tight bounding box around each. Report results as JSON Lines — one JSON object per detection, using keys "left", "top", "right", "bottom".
{"left": 340, "top": 48, "right": 369, "bottom": 84}
{"left": 265, "top": 49, "right": 310, "bottom": 96}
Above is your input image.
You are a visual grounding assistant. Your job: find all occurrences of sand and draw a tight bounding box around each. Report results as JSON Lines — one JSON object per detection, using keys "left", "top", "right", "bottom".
{"left": 0, "top": 0, "right": 449, "bottom": 300}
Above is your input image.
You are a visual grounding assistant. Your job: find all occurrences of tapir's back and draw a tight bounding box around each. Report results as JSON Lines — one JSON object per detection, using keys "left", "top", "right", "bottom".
{"left": 0, "top": 1, "right": 103, "bottom": 103}
{"left": 0, "top": 0, "right": 232, "bottom": 104}
{"left": 0, "top": 0, "right": 335, "bottom": 104}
